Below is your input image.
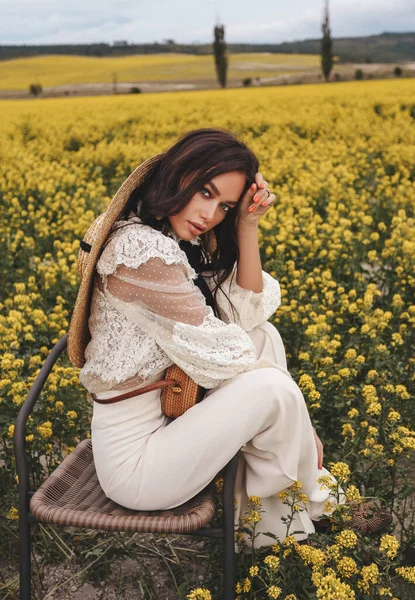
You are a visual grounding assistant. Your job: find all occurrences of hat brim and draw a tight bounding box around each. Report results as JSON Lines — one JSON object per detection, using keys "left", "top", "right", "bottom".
{"left": 67, "top": 153, "right": 163, "bottom": 368}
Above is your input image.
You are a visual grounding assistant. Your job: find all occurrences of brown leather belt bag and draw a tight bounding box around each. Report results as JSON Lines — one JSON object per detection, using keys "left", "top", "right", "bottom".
{"left": 91, "top": 365, "right": 206, "bottom": 419}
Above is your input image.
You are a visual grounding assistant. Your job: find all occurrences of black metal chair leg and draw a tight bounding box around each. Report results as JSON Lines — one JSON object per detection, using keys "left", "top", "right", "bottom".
{"left": 14, "top": 336, "right": 68, "bottom": 600}
{"left": 19, "top": 514, "right": 31, "bottom": 600}
{"left": 222, "top": 453, "right": 239, "bottom": 600}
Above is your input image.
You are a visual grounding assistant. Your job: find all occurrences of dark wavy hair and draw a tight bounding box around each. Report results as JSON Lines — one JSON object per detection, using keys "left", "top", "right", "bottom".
{"left": 118, "top": 127, "right": 259, "bottom": 320}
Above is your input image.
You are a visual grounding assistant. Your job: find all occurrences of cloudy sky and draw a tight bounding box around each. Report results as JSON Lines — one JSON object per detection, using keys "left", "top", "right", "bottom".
{"left": 2, "top": 0, "right": 415, "bottom": 45}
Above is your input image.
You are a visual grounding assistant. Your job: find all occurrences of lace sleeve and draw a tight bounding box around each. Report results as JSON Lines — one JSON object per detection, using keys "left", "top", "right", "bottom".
{"left": 100, "top": 259, "right": 274, "bottom": 388}
{"left": 201, "top": 263, "right": 281, "bottom": 331}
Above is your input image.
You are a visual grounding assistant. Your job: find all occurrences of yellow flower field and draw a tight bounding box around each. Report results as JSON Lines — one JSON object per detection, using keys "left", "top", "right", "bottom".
{"left": 0, "top": 52, "right": 320, "bottom": 90}
{"left": 1, "top": 78, "right": 414, "bottom": 597}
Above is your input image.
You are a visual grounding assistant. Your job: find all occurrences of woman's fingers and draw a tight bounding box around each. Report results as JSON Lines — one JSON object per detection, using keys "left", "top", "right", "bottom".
{"left": 253, "top": 173, "right": 268, "bottom": 202}
{"left": 239, "top": 172, "right": 275, "bottom": 219}
{"left": 248, "top": 174, "right": 274, "bottom": 214}
{"left": 255, "top": 172, "right": 267, "bottom": 189}
{"left": 249, "top": 192, "right": 276, "bottom": 213}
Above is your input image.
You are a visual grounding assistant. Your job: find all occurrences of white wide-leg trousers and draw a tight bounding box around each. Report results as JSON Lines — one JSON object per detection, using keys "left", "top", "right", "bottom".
{"left": 92, "top": 322, "right": 338, "bottom": 549}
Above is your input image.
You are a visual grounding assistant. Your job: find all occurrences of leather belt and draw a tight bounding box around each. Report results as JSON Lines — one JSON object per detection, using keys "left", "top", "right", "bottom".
{"left": 91, "top": 378, "right": 178, "bottom": 404}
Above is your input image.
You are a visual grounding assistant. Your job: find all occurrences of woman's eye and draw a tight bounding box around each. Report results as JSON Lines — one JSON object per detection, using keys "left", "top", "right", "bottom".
{"left": 201, "top": 187, "right": 231, "bottom": 213}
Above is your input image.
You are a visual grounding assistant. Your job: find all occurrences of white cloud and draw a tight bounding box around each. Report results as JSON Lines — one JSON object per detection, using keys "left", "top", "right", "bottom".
{"left": 224, "top": 1, "right": 415, "bottom": 43}
{"left": 1, "top": 0, "right": 414, "bottom": 45}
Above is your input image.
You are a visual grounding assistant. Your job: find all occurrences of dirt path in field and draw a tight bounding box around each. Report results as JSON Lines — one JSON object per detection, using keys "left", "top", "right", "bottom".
{"left": 1, "top": 63, "right": 414, "bottom": 100}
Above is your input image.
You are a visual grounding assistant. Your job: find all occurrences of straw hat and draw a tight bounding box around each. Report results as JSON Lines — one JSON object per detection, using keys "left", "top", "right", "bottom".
{"left": 67, "top": 153, "right": 217, "bottom": 369}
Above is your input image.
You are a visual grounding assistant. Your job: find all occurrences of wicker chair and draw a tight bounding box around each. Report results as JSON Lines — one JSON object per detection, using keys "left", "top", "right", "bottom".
{"left": 14, "top": 334, "right": 239, "bottom": 600}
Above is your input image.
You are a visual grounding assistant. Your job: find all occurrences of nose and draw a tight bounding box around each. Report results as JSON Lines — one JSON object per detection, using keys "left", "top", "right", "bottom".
{"left": 200, "top": 203, "right": 216, "bottom": 224}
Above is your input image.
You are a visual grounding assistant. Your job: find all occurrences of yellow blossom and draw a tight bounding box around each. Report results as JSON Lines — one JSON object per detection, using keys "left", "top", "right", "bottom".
{"left": 283, "top": 536, "right": 298, "bottom": 548}
{"left": 335, "top": 529, "right": 358, "bottom": 548}
{"left": 311, "top": 567, "right": 323, "bottom": 587}
{"left": 345, "top": 485, "right": 361, "bottom": 501}
{"left": 296, "top": 545, "right": 326, "bottom": 567}
{"left": 267, "top": 585, "right": 282, "bottom": 598}
{"left": 336, "top": 557, "right": 358, "bottom": 578}
{"left": 248, "top": 495, "right": 262, "bottom": 509}
{"left": 186, "top": 588, "right": 212, "bottom": 600}
{"left": 342, "top": 424, "right": 355, "bottom": 438}
{"left": 396, "top": 566, "right": 415, "bottom": 584}
{"left": 358, "top": 563, "right": 379, "bottom": 593}
{"left": 379, "top": 534, "right": 399, "bottom": 559}
{"left": 242, "top": 510, "right": 262, "bottom": 524}
{"left": 366, "top": 402, "right": 382, "bottom": 416}
{"left": 328, "top": 462, "right": 350, "bottom": 482}
{"left": 325, "top": 544, "right": 342, "bottom": 561}
{"left": 37, "top": 421, "right": 53, "bottom": 438}
{"left": 316, "top": 573, "right": 355, "bottom": 599}
{"left": 338, "top": 367, "right": 351, "bottom": 378}
{"left": 387, "top": 410, "right": 401, "bottom": 422}
{"left": 264, "top": 555, "right": 280, "bottom": 569}
{"left": 344, "top": 348, "right": 357, "bottom": 360}
{"left": 8, "top": 507, "right": 19, "bottom": 520}
{"left": 395, "top": 385, "right": 410, "bottom": 399}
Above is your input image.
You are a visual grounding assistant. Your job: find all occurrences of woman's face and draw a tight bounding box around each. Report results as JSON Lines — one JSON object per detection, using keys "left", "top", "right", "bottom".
{"left": 168, "top": 171, "right": 246, "bottom": 241}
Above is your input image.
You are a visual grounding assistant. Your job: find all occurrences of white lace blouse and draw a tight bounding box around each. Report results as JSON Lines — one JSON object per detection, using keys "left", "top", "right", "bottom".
{"left": 79, "top": 217, "right": 283, "bottom": 395}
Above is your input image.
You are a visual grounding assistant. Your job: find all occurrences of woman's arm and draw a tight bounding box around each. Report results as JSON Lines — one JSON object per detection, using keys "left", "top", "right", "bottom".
{"left": 235, "top": 176, "right": 275, "bottom": 294}
{"left": 236, "top": 222, "right": 263, "bottom": 293}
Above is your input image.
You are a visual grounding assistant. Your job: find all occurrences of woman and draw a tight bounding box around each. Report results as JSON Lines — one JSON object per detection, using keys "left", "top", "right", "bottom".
{"left": 67, "top": 127, "right": 340, "bottom": 550}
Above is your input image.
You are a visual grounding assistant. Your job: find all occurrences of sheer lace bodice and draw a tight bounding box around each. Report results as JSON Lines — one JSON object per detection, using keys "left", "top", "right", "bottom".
{"left": 79, "top": 219, "right": 282, "bottom": 394}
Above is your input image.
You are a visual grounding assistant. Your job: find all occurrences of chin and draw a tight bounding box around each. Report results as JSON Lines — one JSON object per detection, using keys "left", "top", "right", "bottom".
{"left": 177, "top": 228, "right": 193, "bottom": 241}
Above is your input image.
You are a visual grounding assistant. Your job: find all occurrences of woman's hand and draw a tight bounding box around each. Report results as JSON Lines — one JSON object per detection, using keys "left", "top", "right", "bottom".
{"left": 236, "top": 172, "right": 276, "bottom": 229}
{"left": 313, "top": 427, "right": 324, "bottom": 470}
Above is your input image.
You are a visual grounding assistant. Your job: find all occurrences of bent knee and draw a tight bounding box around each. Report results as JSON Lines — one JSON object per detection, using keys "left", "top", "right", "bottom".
{"left": 217, "top": 367, "right": 304, "bottom": 408}
{"left": 256, "top": 368, "right": 305, "bottom": 410}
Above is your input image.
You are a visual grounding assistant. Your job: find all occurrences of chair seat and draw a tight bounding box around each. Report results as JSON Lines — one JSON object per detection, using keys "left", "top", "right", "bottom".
{"left": 30, "top": 439, "right": 216, "bottom": 534}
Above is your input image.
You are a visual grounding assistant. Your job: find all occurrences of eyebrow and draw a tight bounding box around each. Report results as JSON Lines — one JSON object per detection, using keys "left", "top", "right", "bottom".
{"left": 207, "top": 180, "right": 239, "bottom": 206}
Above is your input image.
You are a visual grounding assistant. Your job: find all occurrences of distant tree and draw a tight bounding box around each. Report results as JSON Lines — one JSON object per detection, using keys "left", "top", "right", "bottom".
{"left": 355, "top": 68, "right": 364, "bottom": 80}
{"left": 29, "top": 83, "right": 42, "bottom": 97}
{"left": 242, "top": 77, "right": 252, "bottom": 87}
{"left": 130, "top": 86, "right": 142, "bottom": 94}
{"left": 394, "top": 66, "right": 403, "bottom": 77}
{"left": 112, "top": 72, "right": 117, "bottom": 94}
{"left": 214, "top": 24, "right": 228, "bottom": 88}
{"left": 321, "top": 0, "right": 334, "bottom": 82}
